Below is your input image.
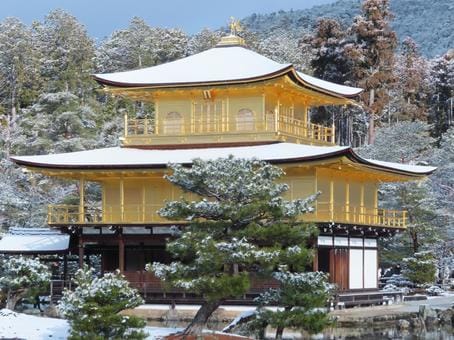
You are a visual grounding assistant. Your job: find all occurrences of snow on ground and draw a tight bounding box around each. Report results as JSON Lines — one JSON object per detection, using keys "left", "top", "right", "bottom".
{"left": 0, "top": 309, "right": 237, "bottom": 339}
{"left": 0, "top": 309, "right": 69, "bottom": 339}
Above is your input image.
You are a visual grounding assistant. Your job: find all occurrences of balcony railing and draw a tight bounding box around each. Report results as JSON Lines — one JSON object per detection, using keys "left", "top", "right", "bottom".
{"left": 311, "top": 202, "right": 407, "bottom": 228}
{"left": 48, "top": 203, "right": 406, "bottom": 228}
{"left": 123, "top": 113, "right": 335, "bottom": 145}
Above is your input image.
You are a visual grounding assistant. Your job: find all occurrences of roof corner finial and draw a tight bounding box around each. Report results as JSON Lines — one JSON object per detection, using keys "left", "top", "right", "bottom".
{"left": 229, "top": 17, "right": 242, "bottom": 36}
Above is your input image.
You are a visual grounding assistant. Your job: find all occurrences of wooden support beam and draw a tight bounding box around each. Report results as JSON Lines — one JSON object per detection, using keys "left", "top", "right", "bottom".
{"left": 329, "top": 178, "right": 334, "bottom": 221}
{"left": 78, "top": 237, "right": 84, "bottom": 268}
{"left": 313, "top": 247, "right": 319, "bottom": 271}
{"left": 63, "top": 254, "right": 68, "bottom": 282}
{"left": 120, "top": 179, "right": 124, "bottom": 223}
{"left": 118, "top": 233, "right": 125, "bottom": 273}
{"left": 345, "top": 182, "right": 350, "bottom": 222}
{"left": 79, "top": 178, "right": 85, "bottom": 223}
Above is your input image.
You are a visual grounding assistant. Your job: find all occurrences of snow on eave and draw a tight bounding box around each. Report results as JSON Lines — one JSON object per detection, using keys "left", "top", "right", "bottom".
{"left": 0, "top": 234, "right": 70, "bottom": 253}
{"left": 92, "top": 46, "right": 293, "bottom": 88}
{"left": 295, "top": 71, "right": 363, "bottom": 98}
{"left": 361, "top": 157, "right": 437, "bottom": 176}
{"left": 10, "top": 143, "right": 435, "bottom": 178}
{"left": 92, "top": 45, "right": 362, "bottom": 101}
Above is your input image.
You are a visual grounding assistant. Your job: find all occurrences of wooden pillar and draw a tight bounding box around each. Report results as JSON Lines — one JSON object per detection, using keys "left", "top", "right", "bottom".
{"left": 124, "top": 112, "right": 128, "bottom": 138}
{"left": 313, "top": 246, "right": 319, "bottom": 271}
{"left": 329, "top": 179, "right": 334, "bottom": 221}
{"left": 373, "top": 183, "right": 378, "bottom": 225}
{"left": 275, "top": 100, "right": 280, "bottom": 132}
{"left": 155, "top": 100, "right": 159, "bottom": 134}
{"left": 120, "top": 178, "right": 124, "bottom": 222}
{"left": 63, "top": 254, "right": 68, "bottom": 282}
{"left": 360, "top": 182, "right": 365, "bottom": 224}
{"left": 345, "top": 182, "right": 350, "bottom": 222}
{"left": 262, "top": 93, "right": 268, "bottom": 132}
{"left": 78, "top": 236, "right": 84, "bottom": 268}
{"left": 79, "top": 178, "right": 85, "bottom": 223}
{"left": 303, "top": 105, "right": 308, "bottom": 137}
{"left": 118, "top": 233, "right": 125, "bottom": 273}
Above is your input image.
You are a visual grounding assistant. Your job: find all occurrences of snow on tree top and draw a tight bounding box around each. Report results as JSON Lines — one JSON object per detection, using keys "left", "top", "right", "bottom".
{"left": 11, "top": 142, "right": 436, "bottom": 176}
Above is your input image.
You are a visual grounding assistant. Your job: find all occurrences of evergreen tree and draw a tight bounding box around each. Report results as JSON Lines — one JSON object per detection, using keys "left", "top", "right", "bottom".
{"left": 257, "top": 29, "right": 309, "bottom": 72}
{"left": 59, "top": 266, "right": 146, "bottom": 340}
{"left": 147, "top": 157, "right": 320, "bottom": 336}
{"left": 0, "top": 17, "right": 41, "bottom": 157}
{"left": 394, "top": 37, "right": 429, "bottom": 122}
{"left": 358, "top": 122, "right": 439, "bottom": 262}
{"left": 96, "top": 17, "right": 188, "bottom": 73}
{"left": 402, "top": 251, "right": 437, "bottom": 285}
{"left": 251, "top": 271, "right": 332, "bottom": 339}
{"left": 430, "top": 127, "right": 454, "bottom": 240}
{"left": 0, "top": 256, "right": 50, "bottom": 310}
{"left": 33, "top": 9, "right": 95, "bottom": 97}
{"left": 12, "top": 92, "right": 98, "bottom": 155}
{"left": 302, "top": 18, "right": 356, "bottom": 145}
{"left": 188, "top": 28, "right": 222, "bottom": 55}
{"left": 347, "top": 0, "right": 398, "bottom": 144}
{"left": 427, "top": 50, "right": 454, "bottom": 141}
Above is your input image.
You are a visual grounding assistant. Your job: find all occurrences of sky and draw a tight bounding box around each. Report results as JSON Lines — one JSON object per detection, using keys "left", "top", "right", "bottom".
{"left": 0, "top": 0, "right": 335, "bottom": 39}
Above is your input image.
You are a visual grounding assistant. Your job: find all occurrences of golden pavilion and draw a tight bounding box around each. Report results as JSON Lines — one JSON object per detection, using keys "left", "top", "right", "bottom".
{"left": 10, "top": 32, "right": 435, "bottom": 298}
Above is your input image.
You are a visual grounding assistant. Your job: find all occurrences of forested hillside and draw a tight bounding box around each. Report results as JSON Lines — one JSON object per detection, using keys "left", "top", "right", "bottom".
{"left": 242, "top": 0, "right": 454, "bottom": 58}
{"left": 0, "top": 1, "right": 452, "bottom": 274}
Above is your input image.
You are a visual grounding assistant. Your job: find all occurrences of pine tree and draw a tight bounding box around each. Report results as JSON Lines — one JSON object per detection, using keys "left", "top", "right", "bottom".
{"left": 402, "top": 251, "right": 437, "bottom": 285}
{"left": 394, "top": 37, "right": 429, "bottom": 121}
{"left": 0, "top": 17, "right": 41, "bottom": 157}
{"left": 96, "top": 17, "right": 188, "bottom": 73}
{"left": 59, "top": 266, "right": 146, "bottom": 339}
{"left": 358, "top": 122, "right": 439, "bottom": 262}
{"left": 427, "top": 50, "right": 454, "bottom": 141}
{"left": 430, "top": 127, "right": 454, "bottom": 240}
{"left": 188, "top": 28, "right": 222, "bottom": 55}
{"left": 147, "top": 157, "right": 320, "bottom": 336}
{"left": 0, "top": 256, "right": 50, "bottom": 310}
{"left": 302, "top": 18, "right": 356, "bottom": 145}
{"left": 33, "top": 9, "right": 95, "bottom": 97}
{"left": 252, "top": 271, "right": 332, "bottom": 339}
{"left": 347, "top": 0, "right": 398, "bottom": 145}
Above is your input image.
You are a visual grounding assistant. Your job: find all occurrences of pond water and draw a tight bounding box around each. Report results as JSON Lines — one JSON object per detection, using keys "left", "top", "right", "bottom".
{"left": 147, "top": 320, "right": 453, "bottom": 339}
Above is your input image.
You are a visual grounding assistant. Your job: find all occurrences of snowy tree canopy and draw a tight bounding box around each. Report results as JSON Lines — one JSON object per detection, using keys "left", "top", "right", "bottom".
{"left": 251, "top": 271, "right": 333, "bottom": 338}
{"left": 59, "top": 266, "right": 145, "bottom": 339}
{"left": 0, "top": 256, "right": 50, "bottom": 310}
{"left": 147, "top": 156, "right": 318, "bottom": 336}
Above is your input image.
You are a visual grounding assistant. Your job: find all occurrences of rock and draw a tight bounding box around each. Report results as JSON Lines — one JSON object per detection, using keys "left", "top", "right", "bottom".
{"left": 438, "top": 308, "right": 454, "bottom": 326}
{"left": 410, "top": 317, "right": 424, "bottom": 329}
{"left": 418, "top": 304, "right": 439, "bottom": 326}
{"left": 397, "top": 319, "right": 410, "bottom": 329}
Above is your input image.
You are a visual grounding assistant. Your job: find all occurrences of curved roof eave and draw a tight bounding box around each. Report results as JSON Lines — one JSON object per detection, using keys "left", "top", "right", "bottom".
{"left": 93, "top": 45, "right": 363, "bottom": 99}
{"left": 10, "top": 144, "right": 436, "bottom": 178}
{"left": 93, "top": 65, "right": 294, "bottom": 89}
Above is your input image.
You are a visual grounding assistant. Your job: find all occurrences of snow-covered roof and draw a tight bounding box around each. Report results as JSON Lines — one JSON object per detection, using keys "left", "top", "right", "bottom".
{"left": 93, "top": 45, "right": 362, "bottom": 98}
{"left": 11, "top": 143, "right": 436, "bottom": 177}
{"left": 296, "top": 72, "right": 363, "bottom": 97}
{"left": 0, "top": 228, "right": 69, "bottom": 253}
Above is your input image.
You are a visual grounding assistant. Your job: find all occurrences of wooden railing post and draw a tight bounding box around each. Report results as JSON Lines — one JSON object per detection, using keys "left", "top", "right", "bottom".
{"left": 124, "top": 112, "right": 128, "bottom": 138}
{"left": 79, "top": 179, "right": 85, "bottom": 223}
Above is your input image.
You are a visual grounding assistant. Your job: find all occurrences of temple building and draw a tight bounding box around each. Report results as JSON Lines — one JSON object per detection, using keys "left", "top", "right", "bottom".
{"left": 10, "top": 32, "right": 435, "bottom": 300}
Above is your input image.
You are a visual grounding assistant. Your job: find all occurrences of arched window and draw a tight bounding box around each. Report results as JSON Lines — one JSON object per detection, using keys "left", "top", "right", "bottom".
{"left": 163, "top": 112, "right": 183, "bottom": 134}
{"left": 236, "top": 108, "right": 254, "bottom": 131}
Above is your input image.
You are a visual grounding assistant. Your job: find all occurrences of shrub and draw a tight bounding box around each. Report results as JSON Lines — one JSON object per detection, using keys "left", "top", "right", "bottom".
{"left": 0, "top": 256, "right": 50, "bottom": 310}
{"left": 402, "top": 251, "right": 437, "bottom": 285}
{"left": 59, "top": 266, "right": 145, "bottom": 339}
